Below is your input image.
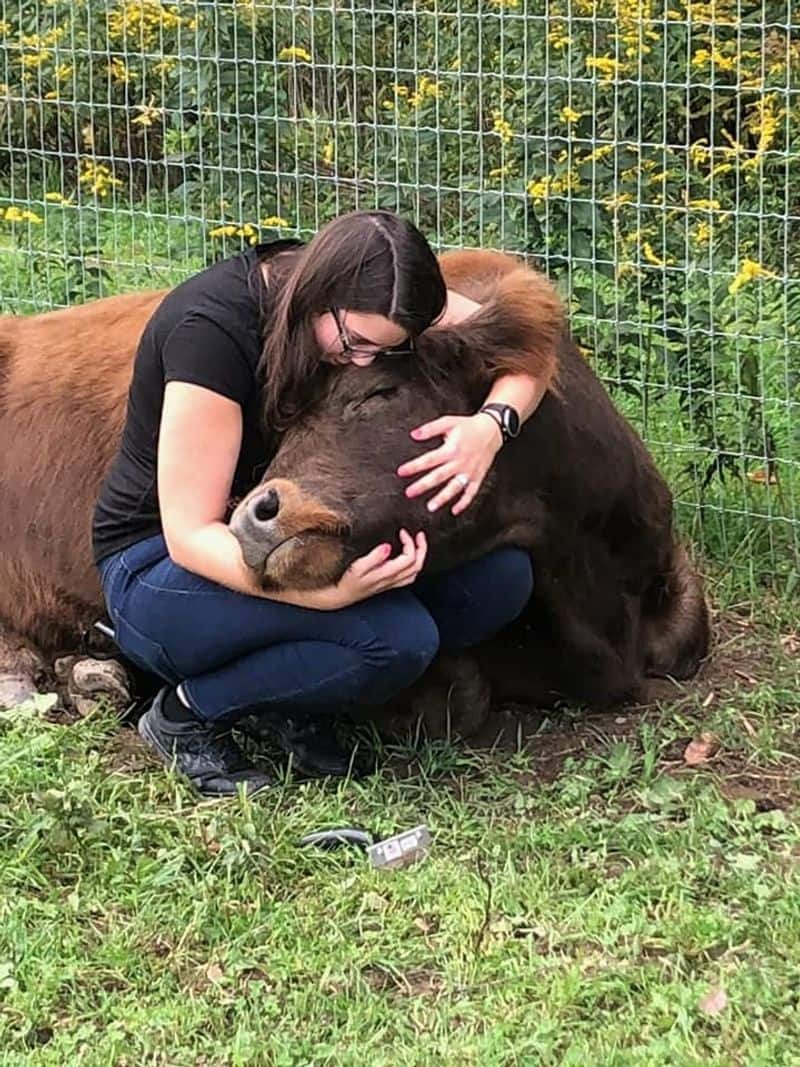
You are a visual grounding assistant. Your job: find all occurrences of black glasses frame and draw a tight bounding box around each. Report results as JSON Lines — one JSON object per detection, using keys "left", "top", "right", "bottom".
{"left": 328, "top": 306, "right": 416, "bottom": 361}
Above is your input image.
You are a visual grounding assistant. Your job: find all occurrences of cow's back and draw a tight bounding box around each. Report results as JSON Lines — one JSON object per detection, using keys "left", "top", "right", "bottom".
{"left": 0, "top": 289, "right": 166, "bottom": 646}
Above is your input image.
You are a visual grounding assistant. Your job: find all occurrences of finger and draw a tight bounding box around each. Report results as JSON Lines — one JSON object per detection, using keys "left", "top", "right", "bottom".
{"left": 386, "top": 531, "right": 428, "bottom": 584}
{"left": 396, "top": 442, "right": 451, "bottom": 479}
{"left": 397, "top": 527, "right": 415, "bottom": 555}
{"left": 414, "top": 531, "right": 428, "bottom": 569}
{"left": 368, "top": 542, "right": 422, "bottom": 585}
{"left": 427, "top": 473, "right": 470, "bottom": 513}
{"left": 348, "top": 541, "right": 393, "bottom": 578}
{"left": 451, "top": 478, "right": 482, "bottom": 516}
{"left": 369, "top": 532, "right": 427, "bottom": 589}
{"left": 409, "top": 416, "right": 458, "bottom": 442}
{"left": 404, "top": 462, "right": 458, "bottom": 500}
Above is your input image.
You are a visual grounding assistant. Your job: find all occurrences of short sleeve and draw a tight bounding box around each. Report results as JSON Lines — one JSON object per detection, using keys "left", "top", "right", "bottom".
{"left": 161, "top": 312, "right": 254, "bottom": 407}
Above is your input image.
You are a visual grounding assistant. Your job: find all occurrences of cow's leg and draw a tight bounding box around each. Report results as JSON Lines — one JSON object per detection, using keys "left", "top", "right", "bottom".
{"left": 375, "top": 651, "right": 492, "bottom": 742}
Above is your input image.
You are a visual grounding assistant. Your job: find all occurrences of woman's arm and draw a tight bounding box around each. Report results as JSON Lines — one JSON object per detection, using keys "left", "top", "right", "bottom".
{"left": 159, "top": 382, "right": 427, "bottom": 608}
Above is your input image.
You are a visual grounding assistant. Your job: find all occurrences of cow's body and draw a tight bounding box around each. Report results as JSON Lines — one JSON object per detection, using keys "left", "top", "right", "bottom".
{"left": 0, "top": 249, "right": 709, "bottom": 709}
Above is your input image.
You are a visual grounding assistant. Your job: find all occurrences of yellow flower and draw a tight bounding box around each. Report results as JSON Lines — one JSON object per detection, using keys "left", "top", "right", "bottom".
{"left": 132, "top": 99, "right": 162, "bottom": 127}
{"left": 491, "top": 110, "right": 514, "bottom": 144}
{"left": 55, "top": 63, "right": 73, "bottom": 82}
{"left": 108, "top": 2, "right": 186, "bottom": 49}
{"left": 548, "top": 22, "right": 571, "bottom": 50}
{"left": 687, "top": 197, "right": 720, "bottom": 211}
{"left": 582, "top": 143, "right": 615, "bottom": 164}
{"left": 586, "top": 56, "right": 626, "bottom": 82}
{"left": 45, "top": 191, "right": 71, "bottom": 204}
{"left": 209, "top": 224, "right": 239, "bottom": 238}
{"left": 729, "top": 257, "right": 778, "bottom": 295}
{"left": 709, "top": 162, "right": 734, "bottom": 178}
{"left": 689, "top": 140, "right": 710, "bottom": 167}
{"left": 560, "top": 106, "right": 581, "bottom": 124}
{"left": 526, "top": 170, "right": 580, "bottom": 204}
{"left": 694, "top": 221, "right": 711, "bottom": 245}
{"left": 488, "top": 0, "right": 520, "bottom": 7}
{"left": 1, "top": 205, "right": 43, "bottom": 224}
{"left": 79, "top": 160, "right": 123, "bottom": 198}
{"left": 21, "top": 52, "right": 51, "bottom": 69}
{"left": 322, "top": 141, "right": 334, "bottom": 166}
{"left": 603, "top": 192, "right": 633, "bottom": 212}
{"left": 742, "top": 93, "right": 782, "bottom": 171}
{"left": 278, "top": 46, "right": 312, "bottom": 63}
{"left": 108, "top": 57, "right": 135, "bottom": 84}
{"left": 407, "top": 75, "right": 440, "bottom": 108}
{"left": 642, "top": 242, "right": 672, "bottom": 267}
{"left": 152, "top": 57, "right": 178, "bottom": 76}
{"left": 0, "top": 21, "right": 10, "bottom": 36}
{"left": 615, "top": 0, "right": 661, "bottom": 58}
{"left": 691, "top": 46, "right": 737, "bottom": 73}
{"left": 261, "top": 215, "right": 289, "bottom": 228}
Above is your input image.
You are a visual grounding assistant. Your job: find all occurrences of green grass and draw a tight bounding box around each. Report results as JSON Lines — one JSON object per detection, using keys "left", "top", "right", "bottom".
{"left": 1, "top": 609, "right": 798, "bottom": 1065}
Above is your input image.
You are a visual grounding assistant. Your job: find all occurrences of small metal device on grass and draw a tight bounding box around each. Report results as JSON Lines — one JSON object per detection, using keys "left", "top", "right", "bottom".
{"left": 298, "top": 824, "right": 431, "bottom": 870}
{"left": 367, "top": 824, "right": 431, "bottom": 870}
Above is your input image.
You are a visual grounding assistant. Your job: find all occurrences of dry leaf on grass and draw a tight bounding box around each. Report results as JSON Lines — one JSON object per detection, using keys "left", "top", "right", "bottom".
{"left": 684, "top": 732, "right": 720, "bottom": 766}
{"left": 698, "top": 985, "right": 728, "bottom": 1016}
{"left": 204, "top": 962, "right": 224, "bottom": 984}
{"left": 780, "top": 633, "right": 799, "bottom": 657}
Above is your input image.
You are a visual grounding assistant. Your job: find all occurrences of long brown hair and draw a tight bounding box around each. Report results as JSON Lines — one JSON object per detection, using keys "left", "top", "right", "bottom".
{"left": 255, "top": 210, "right": 447, "bottom": 430}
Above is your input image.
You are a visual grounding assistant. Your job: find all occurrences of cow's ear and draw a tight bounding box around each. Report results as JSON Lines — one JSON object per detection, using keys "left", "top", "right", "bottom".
{"left": 414, "top": 328, "right": 487, "bottom": 388}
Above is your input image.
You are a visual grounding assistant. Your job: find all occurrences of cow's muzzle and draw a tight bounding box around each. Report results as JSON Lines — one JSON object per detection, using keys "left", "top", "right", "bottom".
{"left": 229, "top": 477, "right": 351, "bottom": 590}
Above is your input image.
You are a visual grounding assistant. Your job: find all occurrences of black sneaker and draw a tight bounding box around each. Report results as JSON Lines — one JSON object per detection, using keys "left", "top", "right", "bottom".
{"left": 138, "top": 687, "right": 274, "bottom": 798}
{"left": 240, "top": 709, "right": 376, "bottom": 780}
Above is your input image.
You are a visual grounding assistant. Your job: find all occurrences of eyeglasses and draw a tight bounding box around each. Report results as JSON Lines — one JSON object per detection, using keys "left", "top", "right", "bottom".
{"left": 328, "top": 306, "right": 416, "bottom": 361}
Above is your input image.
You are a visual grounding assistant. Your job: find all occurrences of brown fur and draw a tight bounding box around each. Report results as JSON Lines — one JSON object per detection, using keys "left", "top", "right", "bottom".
{"left": 0, "top": 290, "right": 166, "bottom": 647}
{"left": 432, "top": 249, "right": 565, "bottom": 390}
{"left": 0, "top": 250, "right": 709, "bottom": 710}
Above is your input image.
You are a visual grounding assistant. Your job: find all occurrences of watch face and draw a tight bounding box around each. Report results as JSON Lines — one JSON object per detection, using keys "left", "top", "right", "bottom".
{"left": 504, "top": 406, "right": 521, "bottom": 437}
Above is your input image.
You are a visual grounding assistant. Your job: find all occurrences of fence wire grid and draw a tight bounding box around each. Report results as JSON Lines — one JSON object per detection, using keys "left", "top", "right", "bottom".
{"left": 1, "top": 0, "right": 799, "bottom": 595}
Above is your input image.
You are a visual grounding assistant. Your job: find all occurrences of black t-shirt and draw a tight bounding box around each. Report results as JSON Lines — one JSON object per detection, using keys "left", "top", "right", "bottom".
{"left": 91, "top": 238, "right": 305, "bottom": 564}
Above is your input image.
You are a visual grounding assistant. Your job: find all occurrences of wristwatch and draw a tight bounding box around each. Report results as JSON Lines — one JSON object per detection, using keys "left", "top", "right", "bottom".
{"left": 478, "top": 402, "right": 521, "bottom": 443}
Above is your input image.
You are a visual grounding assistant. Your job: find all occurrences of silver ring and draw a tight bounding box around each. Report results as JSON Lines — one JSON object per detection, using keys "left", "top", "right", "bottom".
{"left": 453, "top": 473, "right": 470, "bottom": 489}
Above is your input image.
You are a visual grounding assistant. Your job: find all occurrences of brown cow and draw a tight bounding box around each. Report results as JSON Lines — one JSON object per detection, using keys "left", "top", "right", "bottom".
{"left": 229, "top": 249, "right": 710, "bottom": 709}
{"left": 0, "top": 248, "right": 709, "bottom": 717}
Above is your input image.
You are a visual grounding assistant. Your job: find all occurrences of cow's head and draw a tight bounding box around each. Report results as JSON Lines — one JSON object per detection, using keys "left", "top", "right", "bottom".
{"left": 229, "top": 253, "right": 564, "bottom": 590}
{"left": 229, "top": 358, "right": 486, "bottom": 590}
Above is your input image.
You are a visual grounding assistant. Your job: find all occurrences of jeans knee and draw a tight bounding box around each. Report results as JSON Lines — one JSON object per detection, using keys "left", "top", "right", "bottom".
{"left": 358, "top": 602, "right": 440, "bottom": 703}
{"left": 492, "top": 548, "right": 534, "bottom": 621}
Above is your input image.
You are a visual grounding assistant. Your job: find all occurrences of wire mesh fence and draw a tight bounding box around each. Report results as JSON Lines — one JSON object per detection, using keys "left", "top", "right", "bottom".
{"left": 1, "top": 0, "right": 798, "bottom": 595}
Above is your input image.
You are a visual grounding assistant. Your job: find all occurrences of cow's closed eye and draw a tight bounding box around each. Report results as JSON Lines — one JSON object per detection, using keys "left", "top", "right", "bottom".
{"left": 344, "top": 387, "right": 399, "bottom": 419}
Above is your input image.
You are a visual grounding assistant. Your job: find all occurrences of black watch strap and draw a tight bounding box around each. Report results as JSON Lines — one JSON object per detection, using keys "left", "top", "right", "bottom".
{"left": 478, "top": 403, "right": 521, "bottom": 442}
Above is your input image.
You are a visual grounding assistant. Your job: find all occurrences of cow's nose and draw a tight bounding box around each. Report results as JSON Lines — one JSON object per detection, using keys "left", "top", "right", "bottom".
{"left": 249, "top": 487, "right": 280, "bottom": 525}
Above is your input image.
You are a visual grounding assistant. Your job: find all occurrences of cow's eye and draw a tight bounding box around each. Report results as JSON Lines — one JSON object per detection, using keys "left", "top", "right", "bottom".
{"left": 363, "top": 386, "right": 398, "bottom": 402}
{"left": 344, "top": 386, "right": 399, "bottom": 420}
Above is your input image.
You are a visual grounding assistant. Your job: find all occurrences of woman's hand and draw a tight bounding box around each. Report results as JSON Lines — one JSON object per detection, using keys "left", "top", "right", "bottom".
{"left": 396, "top": 413, "right": 502, "bottom": 516}
{"left": 303, "top": 530, "right": 428, "bottom": 610}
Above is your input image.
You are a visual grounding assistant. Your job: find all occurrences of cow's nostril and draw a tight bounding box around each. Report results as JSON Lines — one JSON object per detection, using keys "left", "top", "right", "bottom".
{"left": 252, "top": 488, "right": 280, "bottom": 524}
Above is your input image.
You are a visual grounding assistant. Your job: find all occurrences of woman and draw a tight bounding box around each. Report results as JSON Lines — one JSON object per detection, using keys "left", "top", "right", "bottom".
{"left": 93, "top": 210, "right": 549, "bottom": 797}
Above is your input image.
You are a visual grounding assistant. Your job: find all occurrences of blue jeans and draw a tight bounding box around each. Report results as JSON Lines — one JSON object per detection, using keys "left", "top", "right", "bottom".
{"left": 98, "top": 534, "right": 533, "bottom": 724}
